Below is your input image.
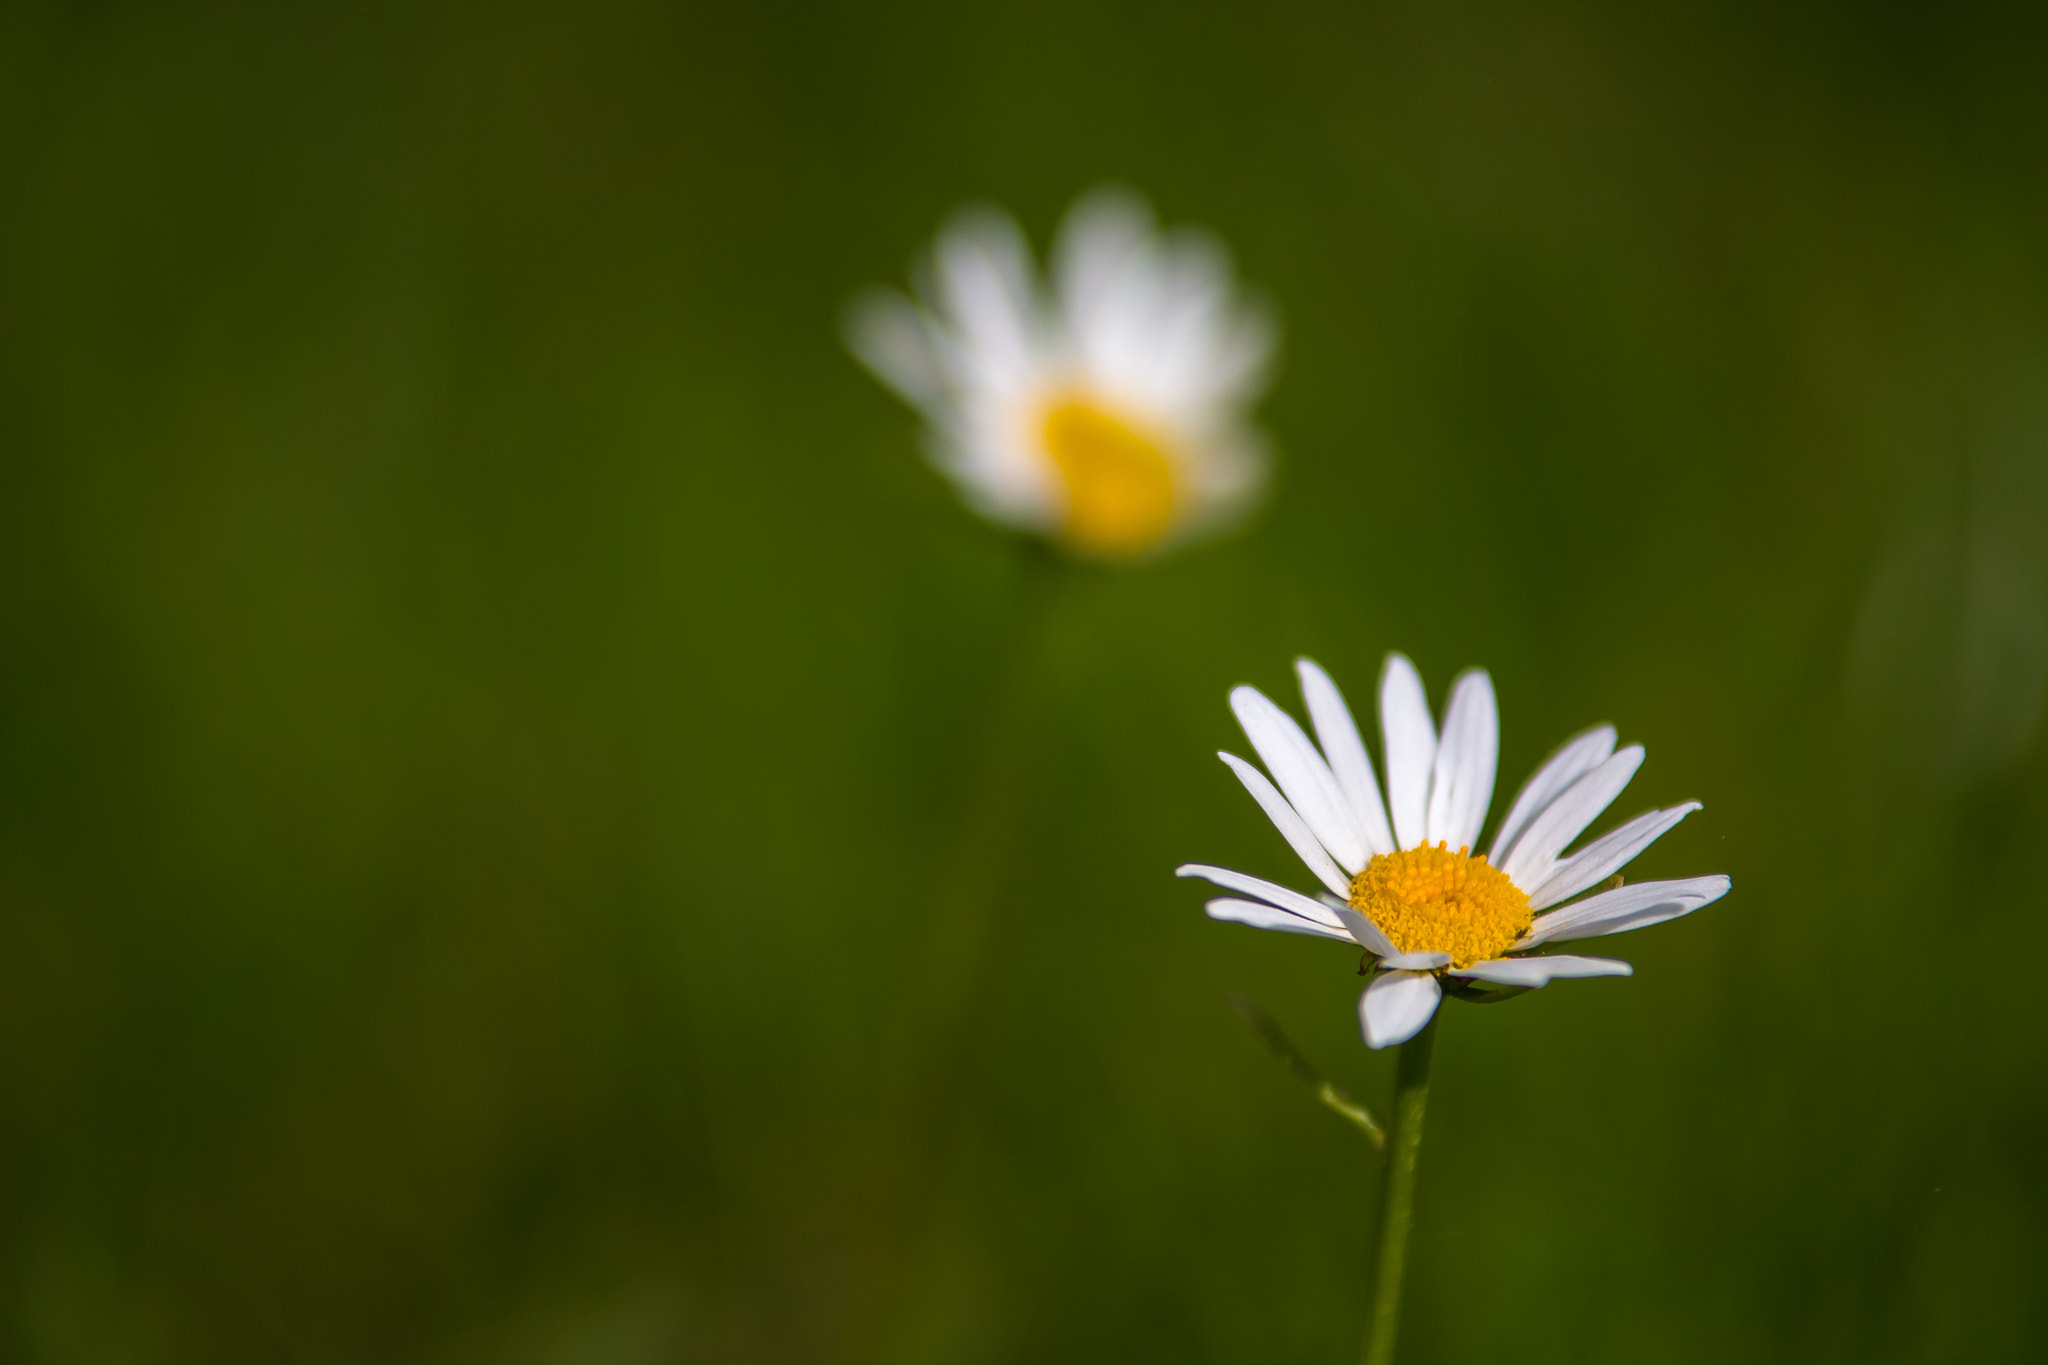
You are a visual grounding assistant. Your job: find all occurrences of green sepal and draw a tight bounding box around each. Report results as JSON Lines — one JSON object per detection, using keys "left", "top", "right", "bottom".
{"left": 1441, "top": 977, "right": 1533, "bottom": 1006}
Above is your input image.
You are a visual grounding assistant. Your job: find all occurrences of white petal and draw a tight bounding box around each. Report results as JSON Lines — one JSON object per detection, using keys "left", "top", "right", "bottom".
{"left": 1053, "top": 187, "right": 1271, "bottom": 417}
{"left": 1204, "top": 898, "right": 1355, "bottom": 941}
{"left": 1499, "top": 746, "right": 1645, "bottom": 889}
{"left": 1424, "top": 669, "right": 1498, "bottom": 854}
{"left": 1379, "top": 654, "right": 1437, "bottom": 851}
{"left": 1174, "top": 864, "right": 1344, "bottom": 928}
{"left": 1381, "top": 950, "right": 1453, "bottom": 971}
{"left": 1218, "top": 753, "right": 1352, "bottom": 898}
{"left": 930, "top": 208, "right": 1040, "bottom": 385}
{"left": 1186, "top": 292, "right": 1276, "bottom": 409}
{"left": 1519, "top": 875, "right": 1732, "bottom": 947}
{"left": 1052, "top": 190, "right": 1162, "bottom": 396}
{"left": 1179, "top": 425, "right": 1266, "bottom": 525}
{"left": 1231, "top": 686, "right": 1368, "bottom": 873}
{"left": 1052, "top": 188, "right": 1152, "bottom": 337}
{"left": 1449, "top": 955, "right": 1633, "bottom": 987}
{"left": 1332, "top": 906, "right": 1399, "bottom": 958}
{"left": 1527, "top": 803, "right": 1702, "bottom": 910}
{"left": 1360, "top": 971, "right": 1441, "bottom": 1050}
{"left": 1296, "top": 659, "right": 1396, "bottom": 856}
{"left": 843, "top": 289, "right": 951, "bottom": 414}
{"left": 1126, "top": 230, "right": 1237, "bottom": 409}
{"left": 1488, "top": 726, "right": 1618, "bottom": 864}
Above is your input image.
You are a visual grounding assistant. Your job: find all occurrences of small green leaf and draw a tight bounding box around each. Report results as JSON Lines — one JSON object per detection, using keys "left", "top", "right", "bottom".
{"left": 1227, "top": 994, "right": 1386, "bottom": 1147}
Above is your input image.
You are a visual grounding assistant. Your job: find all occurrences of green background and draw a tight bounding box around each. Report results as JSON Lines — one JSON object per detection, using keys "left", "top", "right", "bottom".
{"left": 4, "top": 1, "right": 2047, "bottom": 1360}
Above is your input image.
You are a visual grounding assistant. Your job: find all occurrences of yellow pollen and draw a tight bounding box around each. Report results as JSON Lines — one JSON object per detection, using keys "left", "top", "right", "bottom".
{"left": 1350, "top": 842, "right": 1533, "bottom": 969}
{"left": 1038, "top": 398, "right": 1178, "bottom": 555}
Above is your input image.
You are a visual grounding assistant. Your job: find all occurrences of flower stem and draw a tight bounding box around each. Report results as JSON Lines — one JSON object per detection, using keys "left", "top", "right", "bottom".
{"left": 867, "top": 544, "right": 1067, "bottom": 1349}
{"left": 1362, "top": 1014, "right": 1437, "bottom": 1365}
{"left": 919, "top": 544, "right": 1064, "bottom": 1018}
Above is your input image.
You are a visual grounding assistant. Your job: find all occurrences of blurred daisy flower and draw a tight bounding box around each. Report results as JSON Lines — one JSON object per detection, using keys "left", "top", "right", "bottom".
{"left": 1181, "top": 655, "right": 1730, "bottom": 1049}
{"left": 845, "top": 189, "right": 1275, "bottom": 558}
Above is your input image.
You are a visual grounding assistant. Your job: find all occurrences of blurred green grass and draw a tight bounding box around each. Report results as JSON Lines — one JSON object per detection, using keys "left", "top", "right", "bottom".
{"left": 2, "top": 1, "right": 2046, "bottom": 1360}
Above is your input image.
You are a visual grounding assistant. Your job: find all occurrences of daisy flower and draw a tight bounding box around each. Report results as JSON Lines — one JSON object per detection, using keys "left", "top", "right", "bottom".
{"left": 844, "top": 188, "right": 1275, "bottom": 558}
{"left": 1181, "top": 655, "right": 1730, "bottom": 1049}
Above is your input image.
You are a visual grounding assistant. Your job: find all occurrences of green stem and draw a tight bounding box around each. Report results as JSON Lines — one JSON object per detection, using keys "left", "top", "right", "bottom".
{"left": 1362, "top": 1013, "right": 1437, "bottom": 1365}
{"left": 918, "top": 545, "right": 1064, "bottom": 1020}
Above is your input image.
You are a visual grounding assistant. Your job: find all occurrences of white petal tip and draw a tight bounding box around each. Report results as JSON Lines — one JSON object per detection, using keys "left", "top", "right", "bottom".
{"left": 1449, "top": 954, "right": 1635, "bottom": 987}
{"left": 1359, "top": 971, "right": 1442, "bottom": 1049}
{"left": 1363, "top": 1017, "right": 1431, "bottom": 1050}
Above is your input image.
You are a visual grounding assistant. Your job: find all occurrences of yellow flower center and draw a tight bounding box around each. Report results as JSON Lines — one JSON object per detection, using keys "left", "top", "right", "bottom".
{"left": 1350, "top": 842, "right": 1533, "bottom": 968}
{"left": 1039, "top": 398, "right": 1179, "bottom": 555}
